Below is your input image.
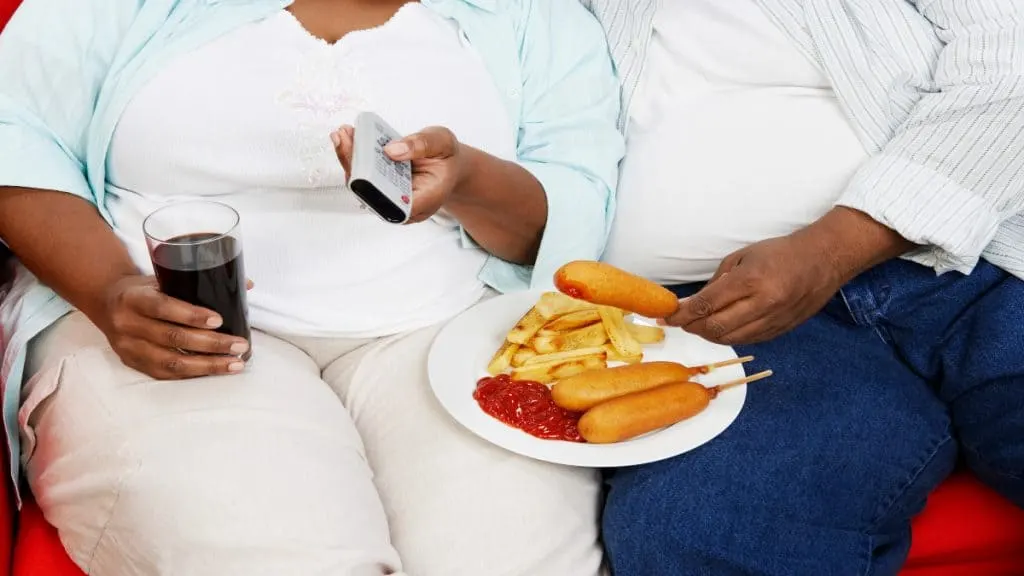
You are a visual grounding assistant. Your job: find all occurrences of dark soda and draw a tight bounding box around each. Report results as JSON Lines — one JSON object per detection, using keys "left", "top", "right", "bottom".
{"left": 151, "top": 233, "right": 251, "bottom": 359}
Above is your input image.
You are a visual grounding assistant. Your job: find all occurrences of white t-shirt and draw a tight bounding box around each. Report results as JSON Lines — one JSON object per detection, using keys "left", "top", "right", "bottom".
{"left": 106, "top": 4, "right": 516, "bottom": 337}
{"left": 603, "top": 0, "right": 869, "bottom": 283}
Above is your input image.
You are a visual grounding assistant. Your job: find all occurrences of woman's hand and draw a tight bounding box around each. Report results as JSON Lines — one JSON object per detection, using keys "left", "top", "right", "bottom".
{"left": 91, "top": 275, "right": 251, "bottom": 380}
{"left": 332, "top": 125, "right": 465, "bottom": 223}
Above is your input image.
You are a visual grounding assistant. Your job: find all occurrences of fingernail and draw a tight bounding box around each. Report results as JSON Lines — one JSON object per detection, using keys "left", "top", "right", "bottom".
{"left": 330, "top": 131, "right": 342, "bottom": 147}
{"left": 385, "top": 141, "right": 409, "bottom": 156}
{"left": 230, "top": 341, "right": 249, "bottom": 355}
{"left": 228, "top": 361, "right": 245, "bottom": 373}
{"left": 655, "top": 318, "right": 667, "bottom": 326}
{"left": 206, "top": 316, "right": 223, "bottom": 328}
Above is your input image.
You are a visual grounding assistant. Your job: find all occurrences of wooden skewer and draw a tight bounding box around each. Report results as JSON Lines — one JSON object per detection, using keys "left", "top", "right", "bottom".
{"left": 715, "top": 369, "right": 773, "bottom": 393}
{"left": 700, "top": 355, "right": 755, "bottom": 371}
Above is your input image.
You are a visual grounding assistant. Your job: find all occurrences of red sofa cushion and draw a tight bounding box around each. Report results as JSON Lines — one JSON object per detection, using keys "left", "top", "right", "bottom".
{"left": 13, "top": 499, "right": 80, "bottom": 576}
{"left": 903, "top": 473, "right": 1024, "bottom": 575}
{"left": 11, "top": 471, "right": 1024, "bottom": 576}
{"left": 0, "top": 0, "right": 18, "bottom": 30}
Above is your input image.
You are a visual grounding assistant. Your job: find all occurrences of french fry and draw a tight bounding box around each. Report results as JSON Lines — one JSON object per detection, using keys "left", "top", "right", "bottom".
{"left": 625, "top": 322, "right": 665, "bottom": 344}
{"left": 506, "top": 306, "right": 547, "bottom": 345}
{"left": 512, "top": 355, "right": 607, "bottom": 384}
{"left": 543, "top": 309, "right": 602, "bottom": 332}
{"left": 523, "top": 346, "right": 606, "bottom": 366}
{"left": 552, "top": 356, "right": 606, "bottom": 380}
{"left": 535, "top": 292, "right": 595, "bottom": 319}
{"left": 511, "top": 347, "right": 537, "bottom": 367}
{"left": 487, "top": 340, "right": 520, "bottom": 375}
{"left": 599, "top": 305, "right": 643, "bottom": 358}
{"left": 603, "top": 344, "right": 643, "bottom": 364}
{"left": 532, "top": 322, "right": 608, "bottom": 354}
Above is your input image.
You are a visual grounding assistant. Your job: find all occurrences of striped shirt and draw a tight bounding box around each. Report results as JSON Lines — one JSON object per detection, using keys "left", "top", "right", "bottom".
{"left": 583, "top": 0, "right": 1024, "bottom": 280}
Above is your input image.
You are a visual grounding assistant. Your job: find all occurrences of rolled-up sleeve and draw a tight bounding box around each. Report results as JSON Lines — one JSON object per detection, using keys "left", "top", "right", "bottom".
{"left": 836, "top": 0, "right": 1024, "bottom": 275}
{"left": 478, "top": 0, "right": 624, "bottom": 292}
{"left": 0, "top": 0, "right": 137, "bottom": 204}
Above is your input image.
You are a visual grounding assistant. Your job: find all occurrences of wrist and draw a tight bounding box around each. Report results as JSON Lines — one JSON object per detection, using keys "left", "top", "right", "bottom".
{"left": 76, "top": 265, "right": 140, "bottom": 325}
{"left": 799, "top": 207, "right": 914, "bottom": 283}
{"left": 448, "top": 145, "right": 484, "bottom": 205}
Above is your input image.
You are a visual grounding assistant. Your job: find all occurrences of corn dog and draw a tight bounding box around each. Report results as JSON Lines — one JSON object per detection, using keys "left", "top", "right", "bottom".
{"left": 553, "top": 261, "right": 679, "bottom": 319}
{"left": 551, "top": 357, "right": 753, "bottom": 412}
{"left": 578, "top": 370, "right": 773, "bottom": 444}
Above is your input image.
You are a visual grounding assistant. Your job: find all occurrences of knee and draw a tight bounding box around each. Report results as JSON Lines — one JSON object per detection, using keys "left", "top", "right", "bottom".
{"left": 602, "top": 431, "right": 957, "bottom": 576}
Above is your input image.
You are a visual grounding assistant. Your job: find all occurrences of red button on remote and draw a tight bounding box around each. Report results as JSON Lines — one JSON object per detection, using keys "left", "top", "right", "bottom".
{"left": 401, "top": 195, "right": 410, "bottom": 205}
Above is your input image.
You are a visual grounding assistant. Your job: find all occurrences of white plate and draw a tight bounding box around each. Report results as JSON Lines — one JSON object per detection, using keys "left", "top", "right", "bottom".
{"left": 428, "top": 291, "right": 747, "bottom": 467}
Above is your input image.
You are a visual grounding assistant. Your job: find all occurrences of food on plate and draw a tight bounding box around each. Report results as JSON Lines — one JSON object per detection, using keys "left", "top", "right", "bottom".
{"left": 532, "top": 322, "right": 607, "bottom": 354}
{"left": 542, "top": 309, "right": 601, "bottom": 332}
{"left": 602, "top": 344, "right": 643, "bottom": 365}
{"left": 626, "top": 322, "right": 665, "bottom": 344}
{"left": 511, "top": 352, "right": 607, "bottom": 385}
{"left": 512, "top": 347, "right": 537, "bottom": 366}
{"left": 554, "top": 261, "right": 680, "bottom": 319}
{"left": 487, "top": 340, "right": 520, "bottom": 375}
{"left": 578, "top": 370, "right": 773, "bottom": 444}
{"left": 534, "top": 291, "right": 595, "bottom": 319}
{"left": 506, "top": 306, "right": 547, "bottom": 345}
{"left": 486, "top": 292, "right": 666, "bottom": 378}
{"left": 551, "top": 357, "right": 754, "bottom": 412}
{"left": 598, "top": 305, "right": 643, "bottom": 358}
{"left": 473, "top": 374, "right": 583, "bottom": 442}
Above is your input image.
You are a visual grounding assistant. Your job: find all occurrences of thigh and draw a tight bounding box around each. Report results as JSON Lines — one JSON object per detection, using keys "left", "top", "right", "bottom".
{"left": 323, "top": 325, "right": 605, "bottom": 576}
{"left": 602, "top": 295, "right": 956, "bottom": 576}
{"left": 935, "top": 264, "right": 1024, "bottom": 507}
{"left": 22, "top": 313, "right": 402, "bottom": 576}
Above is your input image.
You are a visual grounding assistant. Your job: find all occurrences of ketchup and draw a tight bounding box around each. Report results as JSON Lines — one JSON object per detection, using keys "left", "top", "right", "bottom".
{"left": 474, "top": 375, "right": 584, "bottom": 443}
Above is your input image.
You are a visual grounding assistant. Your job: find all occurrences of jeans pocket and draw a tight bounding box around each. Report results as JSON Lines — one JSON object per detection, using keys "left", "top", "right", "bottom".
{"left": 18, "top": 357, "right": 66, "bottom": 467}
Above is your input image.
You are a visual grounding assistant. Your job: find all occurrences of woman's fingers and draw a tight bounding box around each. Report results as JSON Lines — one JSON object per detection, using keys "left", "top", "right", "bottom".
{"left": 136, "top": 317, "right": 249, "bottom": 356}
{"left": 384, "top": 126, "right": 457, "bottom": 161}
{"left": 119, "top": 337, "right": 245, "bottom": 380}
{"left": 113, "top": 278, "right": 248, "bottom": 355}
{"left": 120, "top": 282, "right": 222, "bottom": 329}
{"left": 332, "top": 125, "right": 355, "bottom": 176}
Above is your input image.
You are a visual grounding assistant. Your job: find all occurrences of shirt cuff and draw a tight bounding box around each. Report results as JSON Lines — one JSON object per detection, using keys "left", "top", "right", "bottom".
{"left": 836, "top": 153, "right": 1003, "bottom": 275}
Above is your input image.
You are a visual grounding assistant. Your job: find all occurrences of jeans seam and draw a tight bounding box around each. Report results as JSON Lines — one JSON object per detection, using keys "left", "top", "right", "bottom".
{"left": 962, "top": 444, "right": 1024, "bottom": 482}
{"left": 861, "top": 534, "right": 874, "bottom": 576}
{"left": 868, "top": 430, "right": 953, "bottom": 533}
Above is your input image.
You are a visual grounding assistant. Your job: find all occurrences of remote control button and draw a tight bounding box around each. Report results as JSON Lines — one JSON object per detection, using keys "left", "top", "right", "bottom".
{"left": 401, "top": 195, "right": 410, "bottom": 205}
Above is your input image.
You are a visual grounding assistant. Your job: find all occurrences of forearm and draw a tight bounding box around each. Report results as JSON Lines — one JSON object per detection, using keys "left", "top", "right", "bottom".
{"left": 798, "top": 206, "right": 916, "bottom": 284}
{"left": 0, "top": 187, "right": 139, "bottom": 319}
{"left": 444, "top": 146, "right": 548, "bottom": 265}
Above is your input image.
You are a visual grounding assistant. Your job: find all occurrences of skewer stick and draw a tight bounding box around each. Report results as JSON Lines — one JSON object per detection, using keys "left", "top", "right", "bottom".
{"left": 715, "top": 369, "right": 773, "bottom": 393}
{"left": 700, "top": 355, "right": 755, "bottom": 371}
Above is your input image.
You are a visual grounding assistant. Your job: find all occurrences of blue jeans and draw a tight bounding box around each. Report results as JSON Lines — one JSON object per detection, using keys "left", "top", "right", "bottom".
{"left": 602, "top": 259, "right": 1024, "bottom": 576}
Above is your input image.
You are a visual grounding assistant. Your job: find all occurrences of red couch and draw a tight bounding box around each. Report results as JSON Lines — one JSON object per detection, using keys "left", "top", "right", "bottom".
{"left": 1, "top": 1, "right": 1023, "bottom": 574}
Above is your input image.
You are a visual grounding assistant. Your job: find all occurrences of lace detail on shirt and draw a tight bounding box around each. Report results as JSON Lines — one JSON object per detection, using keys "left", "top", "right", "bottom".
{"left": 278, "top": 44, "right": 373, "bottom": 187}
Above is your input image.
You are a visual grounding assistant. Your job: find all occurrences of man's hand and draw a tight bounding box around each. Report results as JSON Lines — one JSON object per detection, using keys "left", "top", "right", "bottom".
{"left": 664, "top": 207, "right": 915, "bottom": 344}
{"left": 333, "top": 125, "right": 466, "bottom": 223}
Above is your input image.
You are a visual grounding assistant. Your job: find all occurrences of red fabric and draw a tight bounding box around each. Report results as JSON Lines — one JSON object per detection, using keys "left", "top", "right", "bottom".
{"left": 903, "top": 473, "right": 1024, "bottom": 575}
{"left": 6, "top": 472, "right": 1024, "bottom": 576}
{"left": 13, "top": 500, "right": 80, "bottom": 576}
{"left": 0, "top": 0, "right": 18, "bottom": 30}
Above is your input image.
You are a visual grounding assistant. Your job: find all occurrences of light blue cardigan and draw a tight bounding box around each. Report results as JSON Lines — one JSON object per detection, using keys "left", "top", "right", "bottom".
{"left": 0, "top": 0, "right": 624, "bottom": 502}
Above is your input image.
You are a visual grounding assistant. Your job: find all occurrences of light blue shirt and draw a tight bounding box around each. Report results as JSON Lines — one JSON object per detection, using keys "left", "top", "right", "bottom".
{"left": 0, "top": 0, "right": 623, "bottom": 501}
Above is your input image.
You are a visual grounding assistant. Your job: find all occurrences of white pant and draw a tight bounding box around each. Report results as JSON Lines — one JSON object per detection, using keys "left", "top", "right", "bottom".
{"left": 21, "top": 312, "right": 605, "bottom": 576}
